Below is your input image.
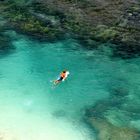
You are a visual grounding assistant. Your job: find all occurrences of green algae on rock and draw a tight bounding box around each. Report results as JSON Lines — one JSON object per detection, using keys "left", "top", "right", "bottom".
{"left": 0, "top": 1, "right": 65, "bottom": 41}
{"left": 1, "top": 0, "right": 140, "bottom": 57}
{"left": 36, "top": 0, "right": 140, "bottom": 58}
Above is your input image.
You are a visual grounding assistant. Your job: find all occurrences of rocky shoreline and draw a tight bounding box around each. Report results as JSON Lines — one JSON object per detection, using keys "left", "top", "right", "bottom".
{"left": 0, "top": 0, "right": 140, "bottom": 58}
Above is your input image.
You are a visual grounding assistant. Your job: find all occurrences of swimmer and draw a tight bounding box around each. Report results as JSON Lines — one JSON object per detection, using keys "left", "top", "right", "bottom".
{"left": 54, "top": 70, "right": 69, "bottom": 85}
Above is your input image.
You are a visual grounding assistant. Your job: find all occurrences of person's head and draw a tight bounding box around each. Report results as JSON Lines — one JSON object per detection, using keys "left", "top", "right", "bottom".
{"left": 63, "top": 70, "right": 66, "bottom": 73}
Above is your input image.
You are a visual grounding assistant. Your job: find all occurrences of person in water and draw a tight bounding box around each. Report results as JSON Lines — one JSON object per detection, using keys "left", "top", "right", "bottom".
{"left": 54, "top": 70, "right": 69, "bottom": 84}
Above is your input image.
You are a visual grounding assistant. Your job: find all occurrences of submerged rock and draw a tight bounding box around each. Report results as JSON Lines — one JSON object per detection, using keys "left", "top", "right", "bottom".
{"left": 109, "top": 86, "right": 129, "bottom": 97}
{"left": 52, "top": 110, "right": 67, "bottom": 118}
{"left": 104, "top": 108, "right": 132, "bottom": 127}
{"left": 0, "top": 33, "right": 13, "bottom": 50}
{"left": 85, "top": 97, "right": 124, "bottom": 119}
{"left": 84, "top": 87, "right": 140, "bottom": 137}
{"left": 87, "top": 117, "right": 140, "bottom": 140}
{"left": 0, "top": 29, "right": 14, "bottom": 57}
{"left": 0, "top": 17, "right": 7, "bottom": 27}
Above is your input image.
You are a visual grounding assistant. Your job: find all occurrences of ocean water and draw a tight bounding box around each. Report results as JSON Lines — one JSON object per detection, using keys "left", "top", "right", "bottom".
{"left": 0, "top": 30, "right": 140, "bottom": 139}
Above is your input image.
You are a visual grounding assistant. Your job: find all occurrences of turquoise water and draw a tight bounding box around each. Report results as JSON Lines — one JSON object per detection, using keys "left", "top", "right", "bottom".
{"left": 0, "top": 30, "right": 140, "bottom": 139}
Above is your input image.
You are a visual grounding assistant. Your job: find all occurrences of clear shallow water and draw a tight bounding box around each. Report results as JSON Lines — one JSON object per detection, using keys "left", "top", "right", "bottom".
{"left": 0, "top": 31, "right": 140, "bottom": 139}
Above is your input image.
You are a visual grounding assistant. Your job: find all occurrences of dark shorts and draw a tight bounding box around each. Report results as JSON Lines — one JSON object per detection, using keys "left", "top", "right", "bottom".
{"left": 57, "top": 77, "right": 63, "bottom": 81}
